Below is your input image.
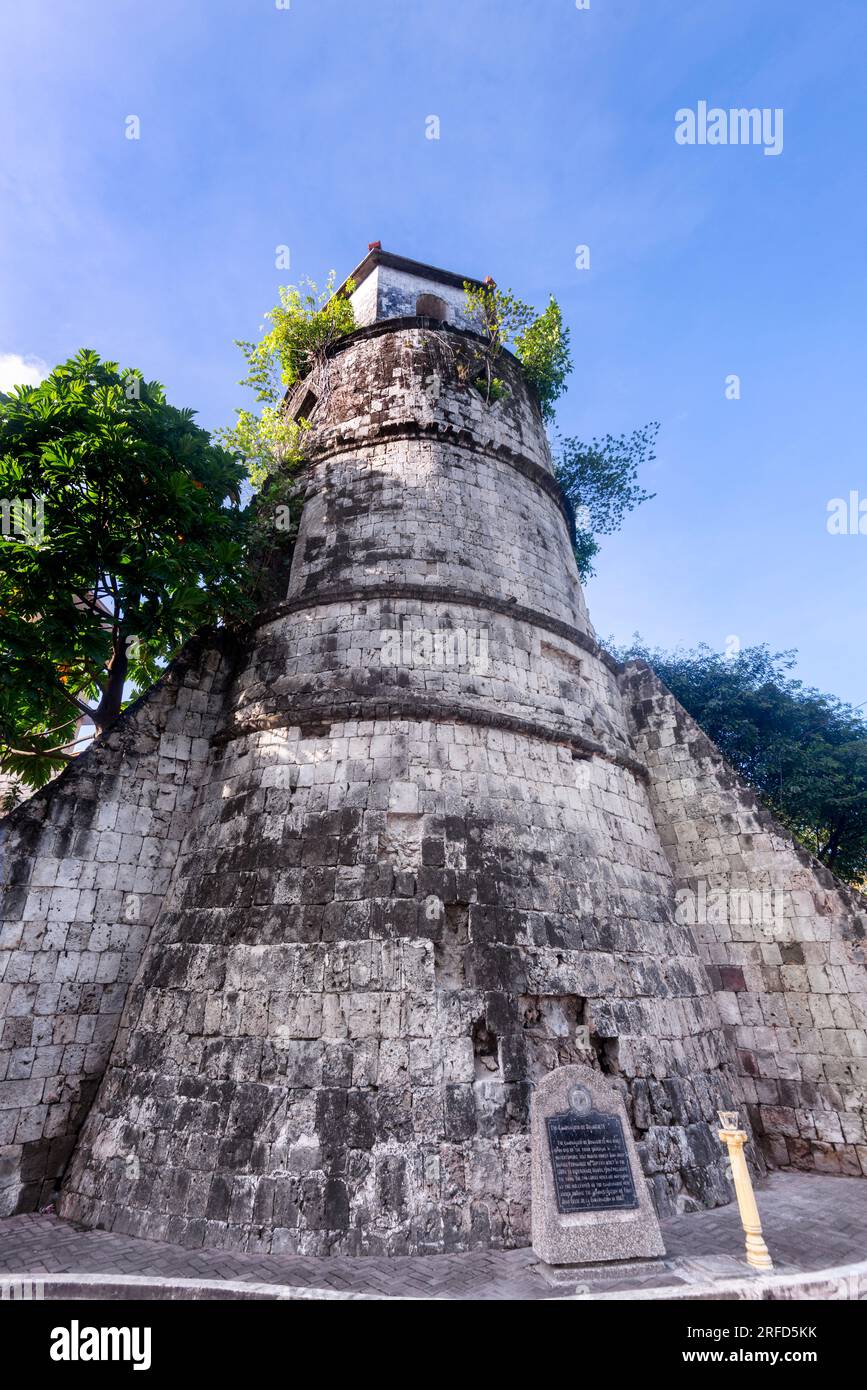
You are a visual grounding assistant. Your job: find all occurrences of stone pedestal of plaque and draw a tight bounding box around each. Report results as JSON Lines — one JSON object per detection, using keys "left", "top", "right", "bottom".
{"left": 531, "top": 1064, "right": 665, "bottom": 1267}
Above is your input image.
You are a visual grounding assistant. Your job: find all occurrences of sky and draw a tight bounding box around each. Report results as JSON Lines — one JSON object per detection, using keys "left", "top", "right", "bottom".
{"left": 1, "top": 0, "right": 865, "bottom": 706}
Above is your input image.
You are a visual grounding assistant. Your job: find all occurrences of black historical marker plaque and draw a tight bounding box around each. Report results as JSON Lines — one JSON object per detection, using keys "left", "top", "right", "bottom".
{"left": 545, "top": 1110, "right": 638, "bottom": 1214}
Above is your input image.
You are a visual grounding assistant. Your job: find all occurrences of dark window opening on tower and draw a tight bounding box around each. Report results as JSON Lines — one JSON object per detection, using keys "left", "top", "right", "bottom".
{"left": 416, "top": 293, "right": 448, "bottom": 323}
{"left": 293, "top": 388, "right": 318, "bottom": 422}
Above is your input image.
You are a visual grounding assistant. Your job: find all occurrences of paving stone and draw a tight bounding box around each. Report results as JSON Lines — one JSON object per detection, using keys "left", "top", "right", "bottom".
{"left": 1, "top": 1173, "right": 865, "bottom": 1299}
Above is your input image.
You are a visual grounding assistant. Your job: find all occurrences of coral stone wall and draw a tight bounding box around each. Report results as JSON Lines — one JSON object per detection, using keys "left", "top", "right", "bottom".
{"left": 622, "top": 661, "right": 867, "bottom": 1178}
{"left": 60, "top": 715, "right": 736, "bottom": 1253}
{"left": 0, "top": 637, "right": 235, "bottom": 1215}
{"left": 59, "top": 324, "right": 739, "bottom": 1253}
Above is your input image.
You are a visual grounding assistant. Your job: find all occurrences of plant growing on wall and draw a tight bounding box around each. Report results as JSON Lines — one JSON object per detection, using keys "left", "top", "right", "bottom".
{"left": 234, "top": 273, "right": 357, "bottom": 408}
{"left": 514, "top": 297, "right": 572, "bottom": 423}
{"left": 462, "top": 280, "right": 572, "bottom": 421}
{"left": 461, "top": 282, "right": 654, "bottom": 577}
{"left": 220, "top": 273, "right": 355, "bottom": 480}
{"left": 218, "top": 273, "right": 356, "bottom": 599}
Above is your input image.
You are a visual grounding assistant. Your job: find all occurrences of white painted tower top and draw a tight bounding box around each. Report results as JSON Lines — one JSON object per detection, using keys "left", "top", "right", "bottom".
{"left": 338, "top": 245, "right": 485, "bottom": 331}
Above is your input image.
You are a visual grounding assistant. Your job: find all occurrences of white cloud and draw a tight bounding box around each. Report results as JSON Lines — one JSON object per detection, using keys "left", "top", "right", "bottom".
{"left": 0, "top": 352, "right": 49, "bottom": 392}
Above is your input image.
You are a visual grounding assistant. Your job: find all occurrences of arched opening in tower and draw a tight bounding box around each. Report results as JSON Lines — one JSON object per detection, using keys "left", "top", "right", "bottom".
{"left": 416, "top": 292, "right": 448, "bottom": 323}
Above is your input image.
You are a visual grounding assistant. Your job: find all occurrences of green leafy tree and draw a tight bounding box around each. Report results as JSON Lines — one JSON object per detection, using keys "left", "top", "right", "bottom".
{"left": 616, "top": 639, "right": 867, "bottom": 887}
{"left": 555, "top": 425, "right": 658, "bottom": 581}
{"left": 0, "top": 349, "right": 248, "bottom": 791}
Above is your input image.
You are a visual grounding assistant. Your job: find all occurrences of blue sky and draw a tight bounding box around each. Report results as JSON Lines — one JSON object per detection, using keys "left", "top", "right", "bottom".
{"left": 1, "top": 0, "right": 865, "bottom": 705}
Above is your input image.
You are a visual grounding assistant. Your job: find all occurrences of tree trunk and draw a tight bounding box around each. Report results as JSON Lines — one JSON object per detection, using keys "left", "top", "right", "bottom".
{"left": 823, "top": 822, "right": 845, "bottom": 871}
{"left": 92, "top": 638, "right": 128, "bottom": 733}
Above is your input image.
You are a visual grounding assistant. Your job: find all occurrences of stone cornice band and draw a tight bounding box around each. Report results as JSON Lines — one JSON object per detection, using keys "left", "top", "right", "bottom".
{"left": 254, "top": 581, "right": 621, "bottom": 676}
{"left": 301, "top": 416, "right": 577, "bottom": 542}
{"left": 212, "top": 692, "right": 647, "bottom": 782}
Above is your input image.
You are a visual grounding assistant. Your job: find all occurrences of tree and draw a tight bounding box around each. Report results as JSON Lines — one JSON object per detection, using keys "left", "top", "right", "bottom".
{"left": 0, "top": 349, "right": 248, "bottom": 790}
{"left": 616, "top": 639, "right": 867, "bottom": 888}
{"left": 555, "top": 424, "right": 658, "bottom": 581}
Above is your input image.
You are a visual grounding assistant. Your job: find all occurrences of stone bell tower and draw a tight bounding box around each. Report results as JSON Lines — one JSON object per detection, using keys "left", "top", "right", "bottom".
{"left": 56, "top": 250, "right": 737, "bottom": 1253}
{"left": 6, "top": 249, "right": 863, "bottom": 1254}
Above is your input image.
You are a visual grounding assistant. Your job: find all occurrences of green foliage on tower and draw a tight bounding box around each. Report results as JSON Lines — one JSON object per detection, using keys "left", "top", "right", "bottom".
{"left": 555, "top": 425, "right": 659, "bottom": 581}
{"left": 462, "top": 280, "right": 571, "bottom": 422}
{"left": 514, "top": 297, "right": 572, "bottom": 424}
{"left": 220, "top": 273, "right": 355, "bottom": 487}
{"left": 461, "top": 281, "right": 655, "bottom": 577}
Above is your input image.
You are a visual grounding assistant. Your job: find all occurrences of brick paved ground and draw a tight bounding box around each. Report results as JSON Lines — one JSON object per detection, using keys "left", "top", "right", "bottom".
{"left": 1, "top": 1173, "right": 865, "bottom": 1299}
